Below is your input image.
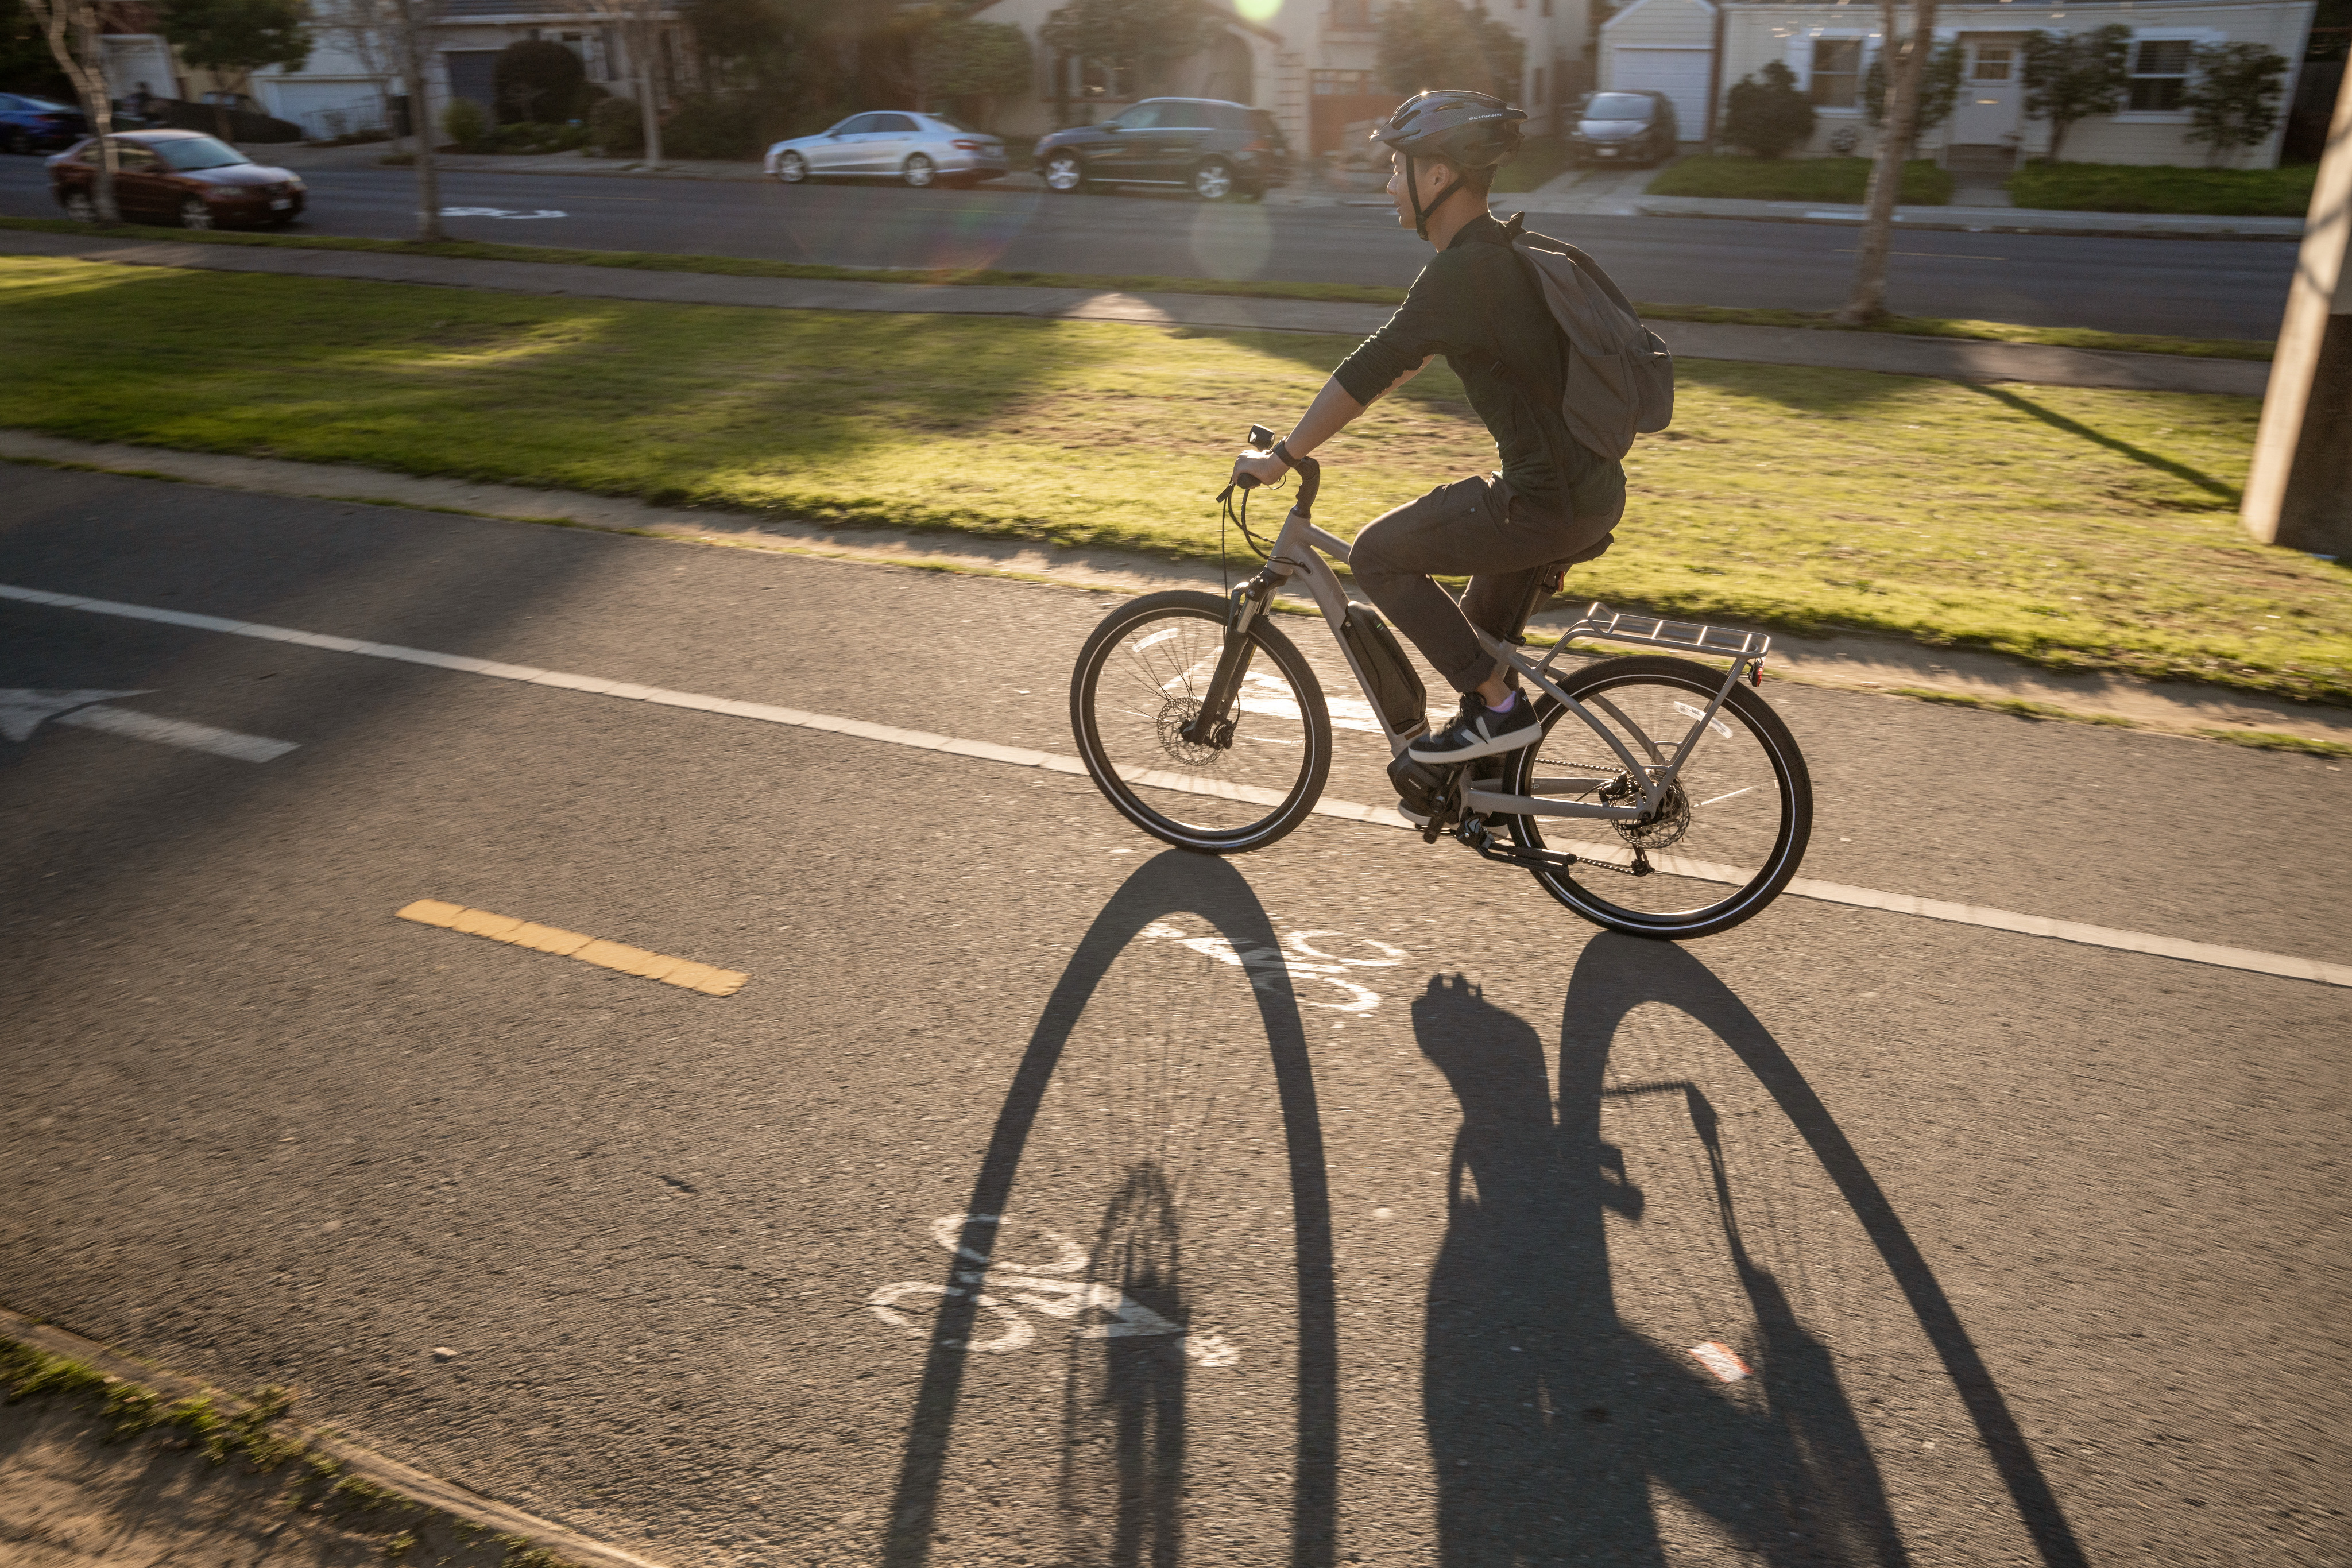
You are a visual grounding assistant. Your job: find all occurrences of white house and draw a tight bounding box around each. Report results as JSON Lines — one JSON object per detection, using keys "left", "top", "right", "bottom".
{"left": 1600, "top": 0, "right": 2318, "bottom": 166}
{"left": 970, "top": 0, "right": 1591, "bottom": 161}
{"left": 243, "top": 0, "right": 685, "bottom": 141}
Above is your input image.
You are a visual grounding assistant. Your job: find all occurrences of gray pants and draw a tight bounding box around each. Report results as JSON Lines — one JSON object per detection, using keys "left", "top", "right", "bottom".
{"left": 1349, "top": 473, "right": 1614, "bottom": 695}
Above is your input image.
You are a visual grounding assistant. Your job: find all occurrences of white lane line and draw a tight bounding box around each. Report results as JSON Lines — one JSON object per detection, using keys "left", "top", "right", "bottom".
{"left": 7, "top": 580, "right": 2346, "bottom": 989}
{"left": 57, "top": 704, "right": 298, "bottom": 762}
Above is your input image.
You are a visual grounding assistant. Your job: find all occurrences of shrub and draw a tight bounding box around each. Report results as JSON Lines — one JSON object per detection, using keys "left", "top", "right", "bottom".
{"left": 439, "top": 95, "right": 490, "bottom": 153}
{"left": 493, "top": 120, "right": 590, "bottom": 154}
{"left": 662, "top": 91, "right": 764, "bottom": 160}
{"left": 1722, "top": 61, "right": 1813, "bottom": 158}
{"left": 2021, "top": 25, "right": 2130, "bottom": 162}
{"left": 494, "top": 38, "right": 586, "bottom": 123}
{"left": 2184, "top": 42, "right": 2289, "bottom": 165}
{"left": 587, "top": 95, "right": 643, "bottom": 157}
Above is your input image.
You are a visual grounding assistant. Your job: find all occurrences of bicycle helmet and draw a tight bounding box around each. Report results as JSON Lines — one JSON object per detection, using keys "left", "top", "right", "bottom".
{"left": 1371, "top": 90, "right": 1529, "bottom": 238}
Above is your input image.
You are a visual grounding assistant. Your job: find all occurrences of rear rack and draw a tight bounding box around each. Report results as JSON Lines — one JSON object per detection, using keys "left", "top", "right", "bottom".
{"left": 1548, "top": 602, "right": 1770, "bottom": 662}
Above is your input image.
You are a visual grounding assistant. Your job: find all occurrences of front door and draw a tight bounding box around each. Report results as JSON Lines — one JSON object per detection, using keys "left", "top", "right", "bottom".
{"left": 1949, "top": 35, "right": 2026, "bottom": 148}
{"left": 110, "top": 142, "right": 171, "bottom": 216}
{"left": 808, "top": 113, "right": 875, "bottom": 174}
{"left": 1091, "top": 102, "right": 1162, "bottom": 181}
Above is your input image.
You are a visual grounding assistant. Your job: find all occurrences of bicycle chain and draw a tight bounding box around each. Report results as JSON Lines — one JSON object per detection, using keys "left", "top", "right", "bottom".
{"left": 1526, "top": 756, "right": 1655, "bottom": 878}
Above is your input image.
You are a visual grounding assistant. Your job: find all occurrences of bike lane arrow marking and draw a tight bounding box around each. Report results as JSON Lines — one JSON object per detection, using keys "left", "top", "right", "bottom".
{"left": 0, "top": 688, "right": 296, "bottom": 762}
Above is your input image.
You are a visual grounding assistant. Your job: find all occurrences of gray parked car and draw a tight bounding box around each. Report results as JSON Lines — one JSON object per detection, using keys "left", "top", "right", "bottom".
{"left": 764, "top": 111, "right": 1009, "bottom": 189}
{"left": 1569, "top": 90, "right": 1678, "bottom": 167}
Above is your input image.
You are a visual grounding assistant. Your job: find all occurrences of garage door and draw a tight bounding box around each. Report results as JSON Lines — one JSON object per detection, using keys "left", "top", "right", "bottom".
{"left": 1611, "top": 48, "right": 1711, "bottom": 138}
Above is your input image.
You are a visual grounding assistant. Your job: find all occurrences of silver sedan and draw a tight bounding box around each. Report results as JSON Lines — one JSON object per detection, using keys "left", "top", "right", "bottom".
{"left": 764, "top": 111, "right": 1009, "bottom": 189}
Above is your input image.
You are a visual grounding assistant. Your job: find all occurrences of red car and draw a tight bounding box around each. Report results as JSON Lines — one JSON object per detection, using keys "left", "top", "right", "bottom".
{"left": 49, "top": 129, "right": 304, "bottom": 229}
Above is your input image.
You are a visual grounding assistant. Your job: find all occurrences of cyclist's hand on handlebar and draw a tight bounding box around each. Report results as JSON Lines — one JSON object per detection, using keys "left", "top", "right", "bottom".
{"left": 1229, "top": 450, "right": 1290, "bottom": 491}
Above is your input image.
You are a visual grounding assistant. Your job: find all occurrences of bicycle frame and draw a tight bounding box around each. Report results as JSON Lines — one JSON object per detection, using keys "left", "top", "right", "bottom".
{"left": 1210, "top": 467, "right": 1771, "bottom": 825}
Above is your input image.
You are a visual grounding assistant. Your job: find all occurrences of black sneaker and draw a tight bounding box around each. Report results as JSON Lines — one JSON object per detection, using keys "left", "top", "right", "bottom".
{"left": 1407, "top": 690, "right": 1543, "bottom": 764}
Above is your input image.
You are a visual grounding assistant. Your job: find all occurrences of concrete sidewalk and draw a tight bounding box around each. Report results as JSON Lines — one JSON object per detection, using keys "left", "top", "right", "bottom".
{"left": 1503, "top": 157, "right": 2304, "bottom": 238}
{"left": 2, "top": 228, "right": 2268, "bottom": 396}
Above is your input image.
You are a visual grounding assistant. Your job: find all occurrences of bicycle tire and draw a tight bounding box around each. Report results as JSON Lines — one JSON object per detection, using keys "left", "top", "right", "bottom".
{"left": 1071, "top": 590, "right": 1333, "bottom": 853}
{"left": 1505, "top": 655, "right": 1812, "bottom": 939}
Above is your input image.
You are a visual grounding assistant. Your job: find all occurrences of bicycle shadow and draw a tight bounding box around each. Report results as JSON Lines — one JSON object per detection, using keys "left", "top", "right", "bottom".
{"left": 879, "top": 849, "right": 1337, "bottom": 1568}
{"left": 1415, "top": 935, "right": 2085, "bottom": 1567}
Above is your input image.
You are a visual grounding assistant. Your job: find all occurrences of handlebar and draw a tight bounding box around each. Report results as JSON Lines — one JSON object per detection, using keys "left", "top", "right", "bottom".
{"left": 1220, "top": 423, "right": 1320, "bottom": 519}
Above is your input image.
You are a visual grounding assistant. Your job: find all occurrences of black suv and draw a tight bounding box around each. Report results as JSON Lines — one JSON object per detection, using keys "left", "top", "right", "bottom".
{"left": 1570, "top": 90, "right": 1678, "bottom": 166}
{"left": 1035, "top": 98, "right": 1293, "bottom": 201}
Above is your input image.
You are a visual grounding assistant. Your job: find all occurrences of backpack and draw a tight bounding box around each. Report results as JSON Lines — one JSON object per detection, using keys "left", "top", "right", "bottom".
{"left": 1490, "top": 211, "right": 1674, "bottom": 461}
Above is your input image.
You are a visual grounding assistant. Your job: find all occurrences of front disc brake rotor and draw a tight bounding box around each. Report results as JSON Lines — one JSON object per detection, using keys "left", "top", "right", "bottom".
{"left": 1156, "top": 696, "right": 1224, "bottom": 765}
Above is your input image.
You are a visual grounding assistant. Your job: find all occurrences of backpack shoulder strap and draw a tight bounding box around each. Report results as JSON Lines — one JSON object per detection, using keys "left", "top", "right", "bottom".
{"left": 1500, "top": 213, "right": 1642, "bottom": 320}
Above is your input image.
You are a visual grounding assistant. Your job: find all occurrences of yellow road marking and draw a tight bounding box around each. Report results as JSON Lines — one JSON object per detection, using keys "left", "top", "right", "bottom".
{"left": 397, "top": 900, "right": 746, "bottom": 996}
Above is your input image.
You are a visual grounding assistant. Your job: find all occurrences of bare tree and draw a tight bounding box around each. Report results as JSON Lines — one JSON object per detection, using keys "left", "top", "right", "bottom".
{"left": 1836, "top": 0, "right": 1937, "bottom": 324}
{"left": 580, "top": 0, "right": 668, "bottom": 164}
{"left": 392, "top": 0, "right": 443, "bottom": 238}
{"left": 23, "top": 0, "right": 119, "bottom": 220}
{"left": 309, "top": 0, "right": 405, "bottom": 146}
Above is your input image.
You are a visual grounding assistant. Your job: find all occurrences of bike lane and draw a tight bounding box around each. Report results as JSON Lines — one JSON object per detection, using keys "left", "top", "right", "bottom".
{"left": 3, "top": 466, "right": 2345, "bottom": 1566}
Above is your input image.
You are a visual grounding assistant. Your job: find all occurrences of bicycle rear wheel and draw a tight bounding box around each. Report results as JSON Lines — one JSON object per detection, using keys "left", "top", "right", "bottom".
{"left": 1071, "top": 590, "right": 1333, "bottom": 853}
{"left": 1503, "top": 655, "right": 1811, "bottom": 938}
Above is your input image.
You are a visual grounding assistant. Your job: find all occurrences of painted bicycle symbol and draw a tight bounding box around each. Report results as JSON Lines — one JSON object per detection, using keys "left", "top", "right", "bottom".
{"left": 867, "top": 1214, "right": 1240, "bottom": 1368}
{"left": 1139, "top": 922, "right": 1404, "bottom": 1013}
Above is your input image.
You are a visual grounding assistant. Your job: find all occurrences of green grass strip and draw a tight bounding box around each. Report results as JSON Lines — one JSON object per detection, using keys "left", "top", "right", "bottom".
{"left": 5, "top": 253, "right": 2340, "bottom": 706}
{"left": 0, "top": 214, "right": 2270, "bottom": 361}
{"left": 2006, "top": 160, "right": 2319, "bottom": 218}
{"left": 0, "top": 1333, "right": 582, "bottom": 1567}
{"left": 2196, "top": 727, "right": 2352, "bottom": 758}
{"left": 1648, "top": 154, "right": 1956, "bottom": 206}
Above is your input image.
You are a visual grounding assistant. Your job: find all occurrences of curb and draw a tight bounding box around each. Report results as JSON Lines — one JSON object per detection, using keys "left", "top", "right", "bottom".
{"left": 0, "top": 1305, "right": 671, "bottom": 1568}
{"left": 6, "top": 429, "right": 2347, "bottom": 753}
{"left": 1615, "top": 196, "right": 2305, "bottom": 241}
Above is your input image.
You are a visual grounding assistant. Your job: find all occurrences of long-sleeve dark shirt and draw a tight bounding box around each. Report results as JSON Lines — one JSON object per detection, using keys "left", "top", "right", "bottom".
{"left": 1333, "top": 213, "right": 1624, "bottom": 545}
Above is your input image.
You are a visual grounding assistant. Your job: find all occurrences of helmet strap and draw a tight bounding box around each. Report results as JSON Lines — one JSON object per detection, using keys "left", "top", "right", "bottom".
{"left": 1407, "top": 158, "right": 1463, "bottom": 242}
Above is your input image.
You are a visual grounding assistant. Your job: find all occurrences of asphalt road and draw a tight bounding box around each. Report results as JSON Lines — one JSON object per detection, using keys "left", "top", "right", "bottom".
{"left": 4, "top": 464, "right": 2346, "bottom": 1566}
{"left": 0, "top": 153, "right": 2300, "bottom": 342}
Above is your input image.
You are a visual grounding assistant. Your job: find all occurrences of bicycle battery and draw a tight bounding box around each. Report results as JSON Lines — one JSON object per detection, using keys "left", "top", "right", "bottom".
{"left": 1340, "top": 603, "right": 1428, "bottom": 735}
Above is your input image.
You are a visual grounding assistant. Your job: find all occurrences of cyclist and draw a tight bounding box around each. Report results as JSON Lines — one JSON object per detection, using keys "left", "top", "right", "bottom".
{"left": 1228, "top": 90, "right": 1626, "bottom": 766}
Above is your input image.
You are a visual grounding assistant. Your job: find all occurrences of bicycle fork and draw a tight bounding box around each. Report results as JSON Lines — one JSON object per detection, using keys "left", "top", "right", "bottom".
{"left": 1178, "top": 568, "right": 1283, "bottom": 750}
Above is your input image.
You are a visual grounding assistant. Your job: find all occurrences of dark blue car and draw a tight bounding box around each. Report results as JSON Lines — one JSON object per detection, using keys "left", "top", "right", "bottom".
{"left": 1, "top": 92, "right": 88, "bottom": 154}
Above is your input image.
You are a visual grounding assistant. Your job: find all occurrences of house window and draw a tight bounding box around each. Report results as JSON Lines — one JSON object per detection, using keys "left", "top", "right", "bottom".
{"left": 1809, "top": 38, "right": 1863, "bottom": 108}
{"left": 1331, "top": 0, "right": 1371, "bottom": 24}
{"left": 2127, "top": 38, "right": 2191, "bottom": 111}
{"left": 1313, "top": 69, "right": 1377, "bottom": 94}
{"left": 1971, "top": 44, "right": 2012, "bottom": 81}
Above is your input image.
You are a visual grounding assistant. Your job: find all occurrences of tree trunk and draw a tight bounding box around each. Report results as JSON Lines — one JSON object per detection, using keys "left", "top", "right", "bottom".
{"left": 2048, "top": 116, "right": 2069, "bottom": 163}
{"left": 32, "top": 0, "right": 121, "bottom": 220}
{"left": 398, "top": 0, "right": 443, "bottom": 239}
{"left": 1837, "top": 0, "right": 1936, "bottom": 324}
{"left": 636, "top": 55, "right": 662, "bottom": 164}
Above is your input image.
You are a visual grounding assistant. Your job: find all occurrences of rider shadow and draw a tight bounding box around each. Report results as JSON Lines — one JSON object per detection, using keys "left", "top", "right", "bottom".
{"left": 1415, "top": 937, "right": 2087, "bottom": 1568}
{"left": 880, "top": 849, "right": 1337, "bottom": 1568}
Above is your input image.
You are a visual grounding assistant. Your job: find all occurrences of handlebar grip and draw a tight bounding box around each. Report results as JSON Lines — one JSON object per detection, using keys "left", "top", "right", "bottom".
{"left": 1291, "top": 454, "right": 1320, "bottom": 515}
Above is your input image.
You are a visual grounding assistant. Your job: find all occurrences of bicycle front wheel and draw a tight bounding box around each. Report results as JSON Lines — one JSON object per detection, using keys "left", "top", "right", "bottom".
{"left": 1505, "top": 655, "right": 1812, "bottom": 939}
{"left": 1071, "top": 590, "right": 1333, "bottom": 853}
